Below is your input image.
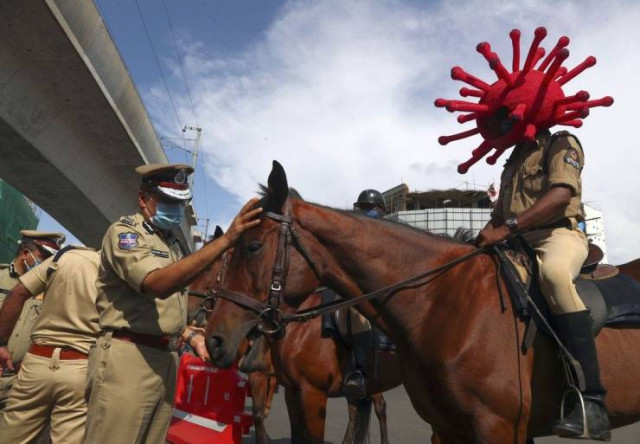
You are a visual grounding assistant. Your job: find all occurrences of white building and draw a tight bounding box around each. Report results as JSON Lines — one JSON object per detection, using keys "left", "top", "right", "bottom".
{"left": 382, "top": 184, "right": 608, "bottom": 261}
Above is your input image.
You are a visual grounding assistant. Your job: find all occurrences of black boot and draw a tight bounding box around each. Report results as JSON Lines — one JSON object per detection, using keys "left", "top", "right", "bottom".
{"left": 343, "top": 331, "right": 372, "bottom": 399}
{"left": 552, "top": 310, "right": 611, "bottom": 441}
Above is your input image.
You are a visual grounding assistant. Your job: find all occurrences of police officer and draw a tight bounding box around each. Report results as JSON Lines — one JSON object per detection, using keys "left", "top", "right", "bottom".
{"left": 477, "top": 130, "right": 609, "bottom": 440}
{"left": 0, "top": 230, "right": 65, "bottom": 411}
{"left": 342, "top": 189, "right": 386, "bottom": 398}
{"left": 82, "top": 163, "right": 261, "bottom": 444}
{"left": 0, "top": 246, "right": 100, "bottom": 443}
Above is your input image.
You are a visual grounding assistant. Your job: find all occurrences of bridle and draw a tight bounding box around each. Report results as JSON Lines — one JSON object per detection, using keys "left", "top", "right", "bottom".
{"left": 217, "top": 211, "right": 322, "bottom": 338}
{"left": 188, "top": 250, "right": 230, "bottom": 326}
{"left": 216, "top": 210, "right": 488, "bottom": 339}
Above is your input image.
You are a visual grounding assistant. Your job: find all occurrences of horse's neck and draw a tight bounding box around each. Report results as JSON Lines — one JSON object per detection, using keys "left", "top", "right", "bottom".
{"left": 293, "top": 202, "right": 474, "bottom": 317}
{"left": 294, "top": 201, "right": 459, "bottom": 286}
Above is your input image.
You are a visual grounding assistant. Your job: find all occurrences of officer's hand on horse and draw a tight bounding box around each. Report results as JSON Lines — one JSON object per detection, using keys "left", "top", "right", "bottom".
{"left": 0, "top": 346, "right": 14, "bottom": 373}
{"left": 224, "top": 198, "right": 263, "bottom": 246}
{"left": 476, "top": 225, "right": 510, "bottom": 248}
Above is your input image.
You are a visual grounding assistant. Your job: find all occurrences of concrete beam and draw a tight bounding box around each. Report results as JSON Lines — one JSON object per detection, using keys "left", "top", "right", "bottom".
{"left": 0, "top": 0, "right": 194, "bottom": 251}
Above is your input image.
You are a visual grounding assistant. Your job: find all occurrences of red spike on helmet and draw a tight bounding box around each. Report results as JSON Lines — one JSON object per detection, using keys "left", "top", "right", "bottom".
{"left": 434, "top": 27, "right": 614, "bottom": 174}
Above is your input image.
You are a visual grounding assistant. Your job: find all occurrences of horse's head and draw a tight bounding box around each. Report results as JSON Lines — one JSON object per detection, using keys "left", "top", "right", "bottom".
{"left": 205, "top": 161, "right": 324, "bottom": 368}
{"left": 187, "top": 226, "right": 226, "bottom": 327}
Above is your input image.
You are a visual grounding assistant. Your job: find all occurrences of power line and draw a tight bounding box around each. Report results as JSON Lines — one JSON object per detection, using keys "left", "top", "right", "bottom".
{"left": 134, "top": 0, "right": 186, "bottom": 149}
{"left": 161, "top": 0, "right": 199, "bottom": 127}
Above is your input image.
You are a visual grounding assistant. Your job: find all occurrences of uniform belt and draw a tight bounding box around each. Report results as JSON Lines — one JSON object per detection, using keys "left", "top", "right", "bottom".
{"left": 112, "top": 330, "right": 171, "bottom": 351}
{"left": 28, "top": 344, "right": 88, "bottom": 360}
{"left": 525, "top": 218, "right": 574, "bottom": 232}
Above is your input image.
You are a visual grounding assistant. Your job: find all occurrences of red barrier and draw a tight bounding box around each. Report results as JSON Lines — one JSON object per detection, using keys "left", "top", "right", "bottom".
{"left": 167, "top": 354, "right": 253, "bottom": 444}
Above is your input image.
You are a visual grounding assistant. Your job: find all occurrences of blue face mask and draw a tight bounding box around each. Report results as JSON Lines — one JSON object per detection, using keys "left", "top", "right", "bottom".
{"left": 151, "top": 201, "right": 185, "bottom": 230}
{"left": 364, "top": 209, "right": 382, "bottom": 219}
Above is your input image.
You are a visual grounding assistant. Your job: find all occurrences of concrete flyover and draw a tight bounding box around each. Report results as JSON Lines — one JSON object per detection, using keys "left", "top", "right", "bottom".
{"left": 0, "top": 0, "right": 196, "bottom": 251}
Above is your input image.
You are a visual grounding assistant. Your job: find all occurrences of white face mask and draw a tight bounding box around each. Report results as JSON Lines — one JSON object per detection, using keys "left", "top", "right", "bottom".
{"left": 23, "top": 251, "right": 42, "bottom": 272}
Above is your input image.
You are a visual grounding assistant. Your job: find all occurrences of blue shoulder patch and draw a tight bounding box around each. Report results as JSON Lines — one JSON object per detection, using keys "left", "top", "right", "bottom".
{"left": 118, "top": 232, "right": 139, "bottom": 250}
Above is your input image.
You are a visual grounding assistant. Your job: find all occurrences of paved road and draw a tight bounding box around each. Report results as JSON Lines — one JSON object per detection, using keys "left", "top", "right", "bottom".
{"left": 243, "top": 385, "right": 640, "bottom": 443}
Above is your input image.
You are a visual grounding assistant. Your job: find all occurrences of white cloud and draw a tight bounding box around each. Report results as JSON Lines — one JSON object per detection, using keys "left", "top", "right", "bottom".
{"left": 148, "top": 0, "right": 640, "bottom": 263}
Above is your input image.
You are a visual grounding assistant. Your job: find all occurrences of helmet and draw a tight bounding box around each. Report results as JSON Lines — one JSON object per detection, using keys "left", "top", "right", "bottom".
{"left": 354, "top": 189, "right": 385, "bottom": 211}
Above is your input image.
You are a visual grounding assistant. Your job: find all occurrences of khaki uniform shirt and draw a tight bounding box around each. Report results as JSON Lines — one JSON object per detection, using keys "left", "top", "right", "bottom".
{"left": 492, "top": 131, "right": 584, "bottom": 226}
{"left": 0, "top": 263, "right": 42, "bottom": 365}
{"left": 19, "top": 248, "right": 101, "bottom": 355}
{"left": 96, "top": 213, "right": 187, "bottom": 336}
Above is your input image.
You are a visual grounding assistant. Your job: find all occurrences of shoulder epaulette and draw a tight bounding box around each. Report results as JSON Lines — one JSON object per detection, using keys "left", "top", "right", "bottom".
{"left": 543, "top": 131, "right": 584, "bottom": 175}
{"left": 46, "top": 245, "right": 82, "bottom": 278}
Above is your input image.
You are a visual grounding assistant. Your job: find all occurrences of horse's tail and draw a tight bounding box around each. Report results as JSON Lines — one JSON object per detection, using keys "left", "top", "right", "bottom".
{"left": 346, "top": 397, "right": 372, "bottom": 444}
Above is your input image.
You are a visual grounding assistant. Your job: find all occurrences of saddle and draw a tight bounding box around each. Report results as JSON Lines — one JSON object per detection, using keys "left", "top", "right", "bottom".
{"left": 318, "top": 288, "right": 397, "bottom": 352}
{"left": 496, "top": 239, "right": 640, "bottom": 342}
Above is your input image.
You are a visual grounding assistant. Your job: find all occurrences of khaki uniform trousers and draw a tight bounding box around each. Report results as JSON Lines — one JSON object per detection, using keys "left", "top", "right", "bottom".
{"left": 0, "top": 298, "right": 43, "bottom": 411}
{"left": 336, "top": 308, "right": 371, "bottom": 336}
{"left": 0, "top": 373, "right": 17, "bottom": 411}
{"left": 82, "top": 333, "right": 178, "bottom": 444}
{"left": 0, "top": 349, "right": 88, "bottom": 443}
{"left": 522, "top": 227, "right": 589, "bottom": 315}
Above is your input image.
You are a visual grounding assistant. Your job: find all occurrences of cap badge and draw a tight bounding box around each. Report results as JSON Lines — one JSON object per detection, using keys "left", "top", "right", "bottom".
{"left": 174, "top": 169, "right": 187, "bottom": 185}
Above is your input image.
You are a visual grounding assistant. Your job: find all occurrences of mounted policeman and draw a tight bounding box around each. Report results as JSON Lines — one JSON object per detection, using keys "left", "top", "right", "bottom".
{"left": 342, "top": 189, "right": 387, "bottom": 398}
{"left": 435, "top": 26, "right": 615, "bottom": 440}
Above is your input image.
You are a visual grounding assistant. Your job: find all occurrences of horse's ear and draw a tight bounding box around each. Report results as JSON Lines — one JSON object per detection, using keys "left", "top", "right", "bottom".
{"left": 213, "top": 225, "right": 224, "bottom": 240}
{"left": 267, "top": 160, "right": 289, "bottom": 213}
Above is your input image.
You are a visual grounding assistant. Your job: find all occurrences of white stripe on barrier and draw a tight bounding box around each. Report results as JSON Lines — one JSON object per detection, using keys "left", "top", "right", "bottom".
{"left": 172, "top": 409, "right": 229, "bottom": 432}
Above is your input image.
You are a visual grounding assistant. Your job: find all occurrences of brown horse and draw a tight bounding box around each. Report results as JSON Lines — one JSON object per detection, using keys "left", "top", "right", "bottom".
{"left": 264, "top": 290, "right": 401, "bottom": 444}
{"left": 205, "top": 161, "right": 640, "bottom": 444}
{"left": 195, "top": 232, "right": 400, "bottom": 444}
{"left": 188, "top": 228, "right": 277, "bottom": 444}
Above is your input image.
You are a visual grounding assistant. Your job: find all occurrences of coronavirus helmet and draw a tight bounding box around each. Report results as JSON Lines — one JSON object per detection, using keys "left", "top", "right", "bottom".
{"left": 435, "top": 27, "right": 613, "bottom": 174}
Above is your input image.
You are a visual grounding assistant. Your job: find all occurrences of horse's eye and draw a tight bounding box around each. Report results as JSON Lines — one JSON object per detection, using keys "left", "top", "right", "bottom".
{"left": 246, "top": 242, "right": 262, "bottom": 254}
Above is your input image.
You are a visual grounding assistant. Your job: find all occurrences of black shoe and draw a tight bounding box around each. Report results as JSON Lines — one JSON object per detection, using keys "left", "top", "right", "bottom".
{"left": 553, "top": 311, "right": 611, "bottom": 441}
{"left": 553, "top": 395, "right": 611, "bottom": 441}
{"left": 343, "top": 370, "right": 367, "bottom": 398}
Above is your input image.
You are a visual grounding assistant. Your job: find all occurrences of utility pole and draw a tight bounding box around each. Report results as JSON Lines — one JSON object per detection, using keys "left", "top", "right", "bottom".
{"left": 203, "top": 218, "right": 210, "bottom": 243}
{"left": 183, "top": 125, "right": 202, "bottom": 186}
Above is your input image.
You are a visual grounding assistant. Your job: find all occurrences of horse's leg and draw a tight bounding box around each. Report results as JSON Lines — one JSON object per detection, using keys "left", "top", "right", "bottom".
{"left": 342, "top": 395, "right": 372, "bottom": 444}
{"left": 371, "top": 393, "right": 389, "bottom": 444}
{"left": 264, "top": 374, "right": 278, "bottom": 417}
{"left": 248, "top": 372, "right": 271, "bottom": 444}
{"left": 284, "top": 385, "right": 327, "bottom": 444}
{"left": 342, "top": 398, "right": 358, "bottom": 444}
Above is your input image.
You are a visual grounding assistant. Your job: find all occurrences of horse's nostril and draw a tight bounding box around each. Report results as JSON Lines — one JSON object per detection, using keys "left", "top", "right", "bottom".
{"left": 206, "top": 336, "right": 221, "bottom": 354}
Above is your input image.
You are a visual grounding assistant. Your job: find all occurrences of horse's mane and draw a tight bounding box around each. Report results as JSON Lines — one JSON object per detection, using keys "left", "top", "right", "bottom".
{"left": 258, "top": 184, "right": 475, "bottom": 247}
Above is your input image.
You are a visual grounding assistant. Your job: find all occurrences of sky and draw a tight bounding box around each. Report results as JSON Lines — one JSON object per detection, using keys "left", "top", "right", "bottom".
{"left": 38, "top": 0, "right": 640, "bottom": 263}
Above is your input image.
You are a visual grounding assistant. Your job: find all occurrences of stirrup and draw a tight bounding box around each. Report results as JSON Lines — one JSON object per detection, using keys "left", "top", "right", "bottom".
{"left": 559, "top": 386, "right": 590, "bottom": 439}
{"left": 343, "top": 370, "right": 367, "bottom": 398}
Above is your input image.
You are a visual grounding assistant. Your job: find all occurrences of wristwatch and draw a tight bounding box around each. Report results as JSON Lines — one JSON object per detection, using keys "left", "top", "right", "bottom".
{"left": 505, "top": 217, "right": 519, "bottom": 234}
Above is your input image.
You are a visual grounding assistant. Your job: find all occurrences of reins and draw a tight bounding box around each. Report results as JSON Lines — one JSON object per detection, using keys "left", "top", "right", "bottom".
{"left": 216, "top": 210, "right": 489, "bottom": 335}
{"left": 282, "top": 247, "right": 487, "bottom": 323}
{"left": 187, "top": 251, "right": 229, "bottom": 323}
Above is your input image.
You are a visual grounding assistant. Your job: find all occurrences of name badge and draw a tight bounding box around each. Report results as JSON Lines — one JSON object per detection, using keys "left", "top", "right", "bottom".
{"left": 151, "top": 249, "right": 169, "bottom": 258}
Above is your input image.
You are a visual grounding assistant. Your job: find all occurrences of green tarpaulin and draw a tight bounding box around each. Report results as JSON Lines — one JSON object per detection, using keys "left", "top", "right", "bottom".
{"left": 0, "top": 180, "right": 39, "bottom": 263}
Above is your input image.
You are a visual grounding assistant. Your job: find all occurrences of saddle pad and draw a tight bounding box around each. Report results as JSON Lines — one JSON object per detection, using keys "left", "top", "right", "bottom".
{"left": 594, "top": 274, "right": 640, "bottom": 327}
